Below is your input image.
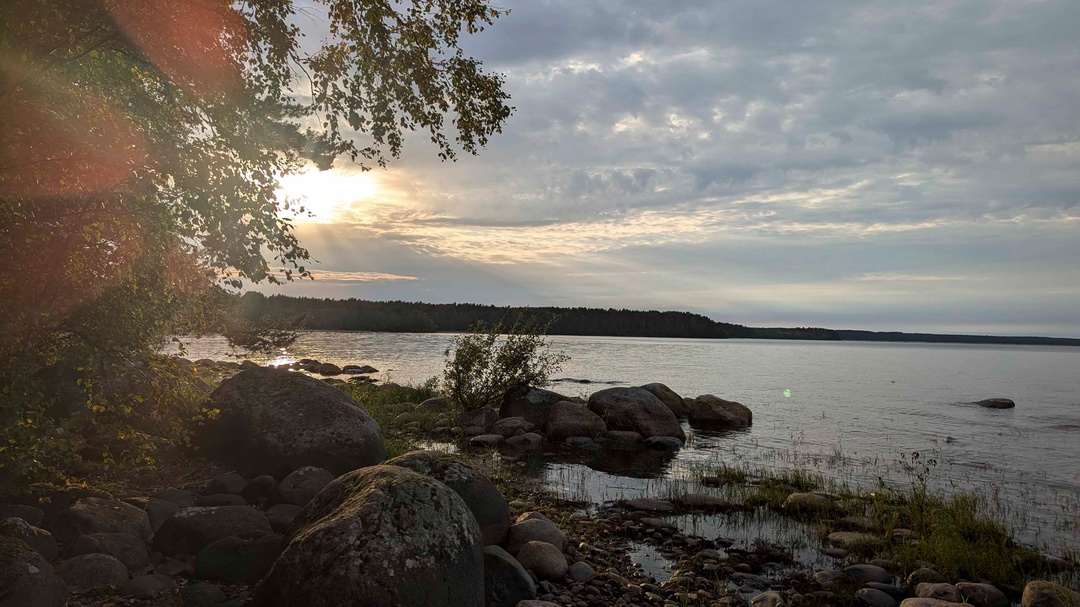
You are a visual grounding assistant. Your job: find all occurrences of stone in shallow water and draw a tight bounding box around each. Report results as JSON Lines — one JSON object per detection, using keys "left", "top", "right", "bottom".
{"left": 624, "top": 498, "right": 676, "bottom": 513}
{"left": 858, "top": 588, "right": 899, "bottom": 607}
{"left": 844, "top": 563, "right": 892, "bottom": 584}
{"left": 827, "top": 531, "right": 877, "bottom": 548}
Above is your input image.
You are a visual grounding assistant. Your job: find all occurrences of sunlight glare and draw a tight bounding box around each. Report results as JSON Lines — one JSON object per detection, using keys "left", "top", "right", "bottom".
{"left": 276, "top": 169, "right": 379, "bottom": 222}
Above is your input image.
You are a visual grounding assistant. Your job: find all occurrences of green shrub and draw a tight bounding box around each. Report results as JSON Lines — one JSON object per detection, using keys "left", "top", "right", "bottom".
{"left": 441, "top": 317, "right": 568, "bottom": 411}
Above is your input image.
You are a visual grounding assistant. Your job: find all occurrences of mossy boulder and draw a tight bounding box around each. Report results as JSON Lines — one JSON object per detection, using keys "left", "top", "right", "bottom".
{"left": 253, "top": 465, "right": 484, "bottom": 607}
{"left": 0, "top": 536, "right": 67, "bottom": 607}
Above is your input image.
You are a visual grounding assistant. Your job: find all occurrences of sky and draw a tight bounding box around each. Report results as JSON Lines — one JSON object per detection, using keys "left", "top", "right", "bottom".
{"left": 263, "top": 0, "right": 1080, "bottom": 337}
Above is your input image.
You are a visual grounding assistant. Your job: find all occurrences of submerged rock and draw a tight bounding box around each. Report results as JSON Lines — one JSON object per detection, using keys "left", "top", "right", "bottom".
{"left": 198, "top": 367, "right": 385, "bottom": 477}
{"left": 976, "top": 398, "right": 1015, "bottom": 409}
{"left": 253, "top": 465, "right": 484, "bottom": 607}
{"left": 783, "top": 492, "right": 833, "bottom": 512}
{"left": 688, "top": 395, "right": 753, "bottom": 428}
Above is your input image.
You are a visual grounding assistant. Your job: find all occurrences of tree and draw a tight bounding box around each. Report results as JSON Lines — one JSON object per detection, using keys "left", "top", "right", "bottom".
{"left": 442, "top": 318, "right": 569, "bottom": 412}
{"left": 0, "top": 0, "right": 512, "bottom": 489}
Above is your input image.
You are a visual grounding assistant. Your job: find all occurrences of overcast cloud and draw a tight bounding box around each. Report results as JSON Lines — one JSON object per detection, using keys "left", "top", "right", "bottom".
{"left": 261, "top": 0, "right": 1080, "bottom": 337}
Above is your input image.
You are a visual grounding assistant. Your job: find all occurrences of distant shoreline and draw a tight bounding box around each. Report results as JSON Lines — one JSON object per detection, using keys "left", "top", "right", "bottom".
{"left": 238, "top": 292, "right": 1080, "bottom": 346}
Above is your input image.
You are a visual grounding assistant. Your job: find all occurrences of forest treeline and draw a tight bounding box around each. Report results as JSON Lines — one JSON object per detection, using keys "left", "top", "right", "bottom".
{"left": 236, "top": 293, "right": 838, "bottom": 340}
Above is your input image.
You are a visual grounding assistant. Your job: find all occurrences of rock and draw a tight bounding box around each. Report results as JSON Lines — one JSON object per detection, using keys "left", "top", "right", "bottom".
{"left": 563, "top": 436, "right": 600, "bottom": 450}
{"left": 827, "top": 531, "right": 877, "bottom": 548}
{"left": 916, "top": 583, "right": 962, "bottom": 602}
{"left": 957, "top": 583, "right": 1009, "bottom": 607}
{"left": 901, "top": 600, "right": 969, "bottom": 607}
{"left": 1022, "top": 581, "right": 1080, "bottom": 607}
{"left": 484, "top": 545, "right": 537, "bottom": 607}
{"left": 242, "top": 475, "right": 279, "bottom": 501}
{"left": 499, "top": 386, "right": 571, "bottom": 429}
{"left": 198, "top": 367, "right": 385, "bottom": 478}
{"left": 56, "top": 552, "right": 128, "bottom": 592}
{"left": 544, "top": 401, "right": 607, "bottom": 443}
{"left": 516, "top": 541, "right": 567, "bottom": 581}
{"left": 784, "top": 492, "right": 833, "bottom": 512}
{"left": 457, "top": 408, "right": 498, "bottom": 431}
{"left": 639, "top": 383, "right": 690, "bottom": 418}
{"left": 906, "top": 568, "right": 945, "bottom": 588}
{"left": 184, "top": 581, "right": 228, "bottom": 607}
{"left": 587, "top": 387, "right": 686, "bottom": 441}
{"left": 0, "top": 518, "right": 58, "bottom": 561}
{"left": 492, "top": 417, "right": 536, "bottom": 437}
{"left": 813, "top": 569, "right": 847, "bottom": 589}
{"left": 0, "top": 537, "right": 67, "bottom": 607}
{"left": 674, "top": 493, "right": 735, "bottom": 511}
{"left": 240, "top": 360, "right": 260, "bottom": 370}
{"left": 123, "top": 573, "right": 177, "bottom": 598}
{"left": 417, "top": 397, "right": 453, "bottom": 413}
{"left": 197, "top": 494, "right": 249, "bottom": 507}
{"left": 516, "top": 512, "right": 552, "bottom": 524}
{"left": 841, "top": 515, "right": 876, "bottom": 530}
{"left": 271, "top": 466, "right": 335, "bottom": 507}
{"left": 517, "top": 602, "right": 560, "bottom": 607}
{"left": 470, "top": 434, "right": 505, "bottom": 448}
{"left": 976, "top": 398, "right": 1015, "bottom": 409}
{"left": 865, "top": 583, "right": 907, "bottom": 601}
{"left": 153, "top": 505, "right": 272, "bottom": 556}
{"left": 195, "top": 530, "right": 283, "bottom": 584}
{"left": 642, "top": 435, "right": 683, "bottom": 451}
{"left": 209, "top": 472, "right": 248, "bottom": 496}
{"left": 252, "top": 465, "right": 484, "bottom": 607}
{"left": 858, "top": 588, "right": 899, "bottom": 607}
{"left": 312, "top": 362, "right": 341, "bottom": 376}
{"left": 266, "top": 504, "right": 302, "bottom": 534}
{"left": 604, "top": 430, "right": 642, "bottom": 444}
{"left": 624, "top": 498, "right": 676, "bottom": 513}
{"left": 688, "top": 395, "right": 752, "bottom": 428}
{"left": 0, "top": 505, "right": 44, "bottom": 526}
{"left": 568, "top": 561, "right": 595, "bottom": 581}
{"left": 752, "top": 591, "right": 786, "bottom": 607}
{"left": 845, "top": 564, "right": 892, "bottom": 584}
{"left": 505, "top": 518, "right": 567, "bottom": 555}
{"left": 145, "top": 498, "right": 180, "bottom": 533}
{"left": 47, "top": 497, "right": 152, "bottom": 544}
{"left": 67, "top": 532, "right": 149, "bottom": 572}
{"left": 387, "top": 450, "right": 511, "bottom": 546}
{"left": 155, "top": 556, "right": 194, "bottom": 577}
{"left": 152, "top": 488, "right": 196, "bottom": 508}
{"left": 504, "top": 432, "right": 543, "bottom": 450}
{"left": 464, "top": 425, "right": 487, "bottom": 437}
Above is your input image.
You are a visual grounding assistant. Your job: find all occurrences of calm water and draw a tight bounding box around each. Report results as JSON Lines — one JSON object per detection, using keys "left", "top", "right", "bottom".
{"left": 168, "top": 332, "right": 1080, "bottom": 554}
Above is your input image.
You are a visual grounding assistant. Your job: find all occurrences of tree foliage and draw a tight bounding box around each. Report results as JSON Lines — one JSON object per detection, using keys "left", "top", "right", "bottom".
{"left": 0, "top": 0, "right": 512, "bottom": 491}
{"left": 442, "top": 318, "right": 569, "bottom": 412}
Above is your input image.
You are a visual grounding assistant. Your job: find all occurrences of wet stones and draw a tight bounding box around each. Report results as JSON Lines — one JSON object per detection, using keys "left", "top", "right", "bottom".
{"left": 827, "top": 531, "right": 877, "bottom": 548}
{"left": 783, "top": 492, "right": 833, "bottom": 512}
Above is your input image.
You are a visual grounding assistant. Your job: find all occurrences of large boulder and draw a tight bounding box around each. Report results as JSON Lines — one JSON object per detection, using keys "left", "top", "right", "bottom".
{"left": 688, "top": 395, "right": 752, "bottom": 428}
{"left": 153, "top": 505, "right": 272, "bottom": 556}
{"left": 499, "top": 386, "right": 570, "bottom": 429}
{"left": 0, "top": 537, "right": 68, "bottom": 607}
{"left": 639, "top": 383, "right": 690, "bottom": 418}
{"left": 46, "top": 497, "right": 152, "bottom": 544}
{"left": 484, "top": 546, "right": 536, "bottom": 607}
{"left": 386, "top": 451, "right": 511, "bottom": 546}
{"left": 252, "top": 465, "right": 484, "bottom": 607}
{"left": 544, "top": 401, "right": 607, "bottom": 443}
{"left": 198, "top": 367, "right": 385, "bottom": 477}
{"left": 587, "top": 387, "right": 686, "bottom": 441}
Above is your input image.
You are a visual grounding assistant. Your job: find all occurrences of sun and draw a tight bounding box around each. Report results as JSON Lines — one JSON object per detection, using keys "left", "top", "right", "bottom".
{"left": 276, "top": 169, "right": 379, "bottom": 222}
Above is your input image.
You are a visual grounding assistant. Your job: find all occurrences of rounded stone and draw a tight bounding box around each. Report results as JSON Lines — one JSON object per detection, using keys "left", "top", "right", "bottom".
{"left": 587, "top": 387, "right": 685, "bottom": 441}
{"left": 67, "top": 532, "right": 149, "bottom": 573}
{"left": 639, "top": 383, "right": 689, "bottom": 418}
{"left": 271, "top": 466, "right": 335, "bottom": 507}
{"left": 957, "top": 583, "right": 1010, "bottom": 607}
{"left": 516, "top": 541, "right": 567, "bottom": 581}
{"left": 153, "top": 505, "right": 272, "bottom": 556}
{"left": 387, "top": 450, "right": 511, "bottom": 546}
{"left": 1021, "top": 581, "right": 1080, "bottom": 607}
{"left": 483, "top": 545, "right": 536, "bottom": 607}
{"left": 252, "top": 465, "right": 484, "bottom": 607}
{"left": 916, "top": 582, "right": 962, "bottom": 602}
{"left": 504, "top": 518, "right": 567, "bottom": 555}
{"left": 47, "top": 497, "right": 152, "bottom": 544}
{"left": 0, "top": 536, "right": 68, "bottom": 607}
{"left": 568, "top": 561, "right": 595, "bottom": 581}
{"left": 0, "top": 518, "right": 58, "bottom": 561}
{"left": 858, "top": 588, "right": 899, "bottom": 607}
{"left": 56, "top": 553, "right": 128, "bottom": 592}
{"left": 195, "top": 531, "right": 283, "bottom": 584}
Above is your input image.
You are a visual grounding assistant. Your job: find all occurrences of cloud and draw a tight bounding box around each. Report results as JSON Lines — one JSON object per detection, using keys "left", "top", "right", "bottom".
{"left": 306, "top": 270, "right": 419, "bottom": 283}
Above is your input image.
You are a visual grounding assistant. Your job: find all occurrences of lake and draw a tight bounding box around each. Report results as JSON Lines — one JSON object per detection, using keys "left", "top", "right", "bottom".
{"left": 167, "top": 332, "right": 1080, "bottom": 556}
